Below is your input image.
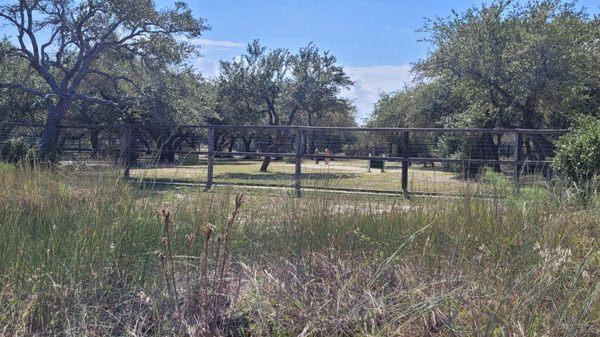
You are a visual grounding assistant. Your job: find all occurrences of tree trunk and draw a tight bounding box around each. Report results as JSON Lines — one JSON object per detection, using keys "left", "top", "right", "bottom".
{"left": 217, "top": 135, "right": 235, "bottom": 158}
{"left": 467, "top": 133, "right": 501, "bottom": 175}
{"left": 259, "top": 132, "right": 283, "bottom": 172}
{"left": 306, "top": 112, "right": 313, "bottom": 154}
{"left": 39, "top": 114, "right": 60, "bottom": 154}
{"left": 39, "top": 100, "right": 71, "bottom": 156}
{"left": 242, "top": 137, "right": 252, "bottom": 159}
{"left": 154, "top": 128, "right": 176, "bottom": 164}
{"left": 90, "top": 128, "right": 100, "bottom": 159}
{"left": 521, "top": 106, "right": 554, "bottom": 175}
{"left": 214, "top": 132, "right": 226, "bottom": 158}
{"left": 159, "top": 139, "right": 176, "bottom": 163}
{"left": 483, "top": 132, "right": 501, "bottom": 172}
{"left": 0, "top": 123, "right": 14, "bottom": 145}
{"left": 227, "top": 136, "right": 236, "bottom": 152}
{"left": 259, "top": 156, "right": 272, "bottom": 172}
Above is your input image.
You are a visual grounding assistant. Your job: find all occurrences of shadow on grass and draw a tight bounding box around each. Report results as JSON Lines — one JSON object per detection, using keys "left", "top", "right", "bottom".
{"left": 128, "top": 181, "right": 191, "bottom": 193}
{"left": 213, "top": 159, "right": 267, "bottom": 165}
{"left": 214, "top": 172, "right": 359, "bottom": 181}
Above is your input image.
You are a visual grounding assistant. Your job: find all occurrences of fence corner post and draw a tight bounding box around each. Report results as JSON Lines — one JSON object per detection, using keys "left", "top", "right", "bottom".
{"left": 402, "top": 131, "right": 410, "bottom": 197}
{"left": 122, "top": 125, "right": 133, "bottom": 179}
{"left": 206, "top": 126, "right": 215, "bottom": 191}
{"left": 513, "top": 131, "right": 523, "bottom": 186}
{"left": 294, "top": 127, "right": 303, "bottom": 197}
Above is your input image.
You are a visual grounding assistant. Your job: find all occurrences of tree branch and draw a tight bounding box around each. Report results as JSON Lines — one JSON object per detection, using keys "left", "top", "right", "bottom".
{"left": 41, "top": 25, "right": 61, "bottom": 65}
{"left": 0, "top": 82, "right": 46, "bottom": 97}
{"left": 88, "top": 68, "right": 139, "bottom": 89}
{"left": 22, "top": 1, "right": 40, "bottom": 64}
{"left": 73, "top": 92, "right": 135, "bottom": 110}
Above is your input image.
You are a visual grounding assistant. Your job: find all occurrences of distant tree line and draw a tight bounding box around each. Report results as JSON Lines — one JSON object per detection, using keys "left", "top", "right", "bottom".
{"left": 0, "top": 0, "right": 356, "bottom": 171}
{"left": 3, "top": 0, "right": 597, "bottom": 174}
{"left": 368, "top": 0, "right": 599, "bottom": 172}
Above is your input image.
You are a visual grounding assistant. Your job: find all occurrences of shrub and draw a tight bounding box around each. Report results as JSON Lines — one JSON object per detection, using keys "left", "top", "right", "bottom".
{"left": 0, "top": 139, "right": 37, "bottom": 164}
{"left": 553, "top": 117, "right": 600, "bottom": 185}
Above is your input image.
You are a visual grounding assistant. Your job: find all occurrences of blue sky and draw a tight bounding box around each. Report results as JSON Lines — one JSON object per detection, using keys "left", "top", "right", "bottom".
{"left": 176, "top": 0, "right": 599, "bottom": 122}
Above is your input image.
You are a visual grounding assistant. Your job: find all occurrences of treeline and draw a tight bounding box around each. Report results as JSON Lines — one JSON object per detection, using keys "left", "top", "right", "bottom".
{"left": 368, "top": 0, "right": 599, "bottom": 170}
{"left": 2, "top": 0, "right": 599, "bottom": 173}
{"left": 0, "top": 0, "right": 355, "bottom": 171}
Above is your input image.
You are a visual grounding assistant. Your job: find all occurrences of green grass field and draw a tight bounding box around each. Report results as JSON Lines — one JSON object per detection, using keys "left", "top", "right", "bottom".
{"left": 130, "top": 158, "right": 486, "bottom": 194}
{"left": 1, "top": 162, "right": 598, "bottom": 336}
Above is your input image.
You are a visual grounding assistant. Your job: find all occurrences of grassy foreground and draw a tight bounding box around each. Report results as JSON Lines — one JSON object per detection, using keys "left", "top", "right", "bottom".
{"left": 0, "top": 163, "right": 599, "bottom": 336}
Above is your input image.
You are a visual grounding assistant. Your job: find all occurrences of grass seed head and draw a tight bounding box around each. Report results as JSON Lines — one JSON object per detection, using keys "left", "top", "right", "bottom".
{"left": 202, "top": 223, "right": 215, "bottom": 241}
{"left": 235, "top": 194, "right": 245, "bottom": 209}
{"left": 161, "top": 208, "right": 172, "bottom": 231}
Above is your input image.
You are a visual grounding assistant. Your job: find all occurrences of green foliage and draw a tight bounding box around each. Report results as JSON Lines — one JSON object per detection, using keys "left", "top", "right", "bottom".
{"left": 415, "top": 0, "right": 599, "bottom": 129}
{"left": 554, "top": 117, "right": 600, "bottom": 185}
{"left": 0, "top": 140, "right": 36, "bottom": 164}
{"left": 366, "top": 81, "right": 462, "bottom": 159}
{"left": 0, "top": 40, "right": 46, "bottom": 124}
{"left": 215, "top": 40, "right": 355, "bottom": 170}
{"left": 368, "top": 80, "right": 460, "bottom": 129}
{"left": 366, "top": 1, "right": 599, "bottom": 175}
{"left": 216, "top": 40, "right": 355, "bottom": 127}
{"left": 372, "top": 1, "right": 599, "bottom": 134}
{"left": 0, "top": 0, "right": 208, "bottom": 152}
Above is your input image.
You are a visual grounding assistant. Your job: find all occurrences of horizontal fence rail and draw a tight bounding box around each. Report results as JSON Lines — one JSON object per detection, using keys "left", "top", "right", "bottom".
{"left": 0, "top": 122, "right": 568, "bottom": 196}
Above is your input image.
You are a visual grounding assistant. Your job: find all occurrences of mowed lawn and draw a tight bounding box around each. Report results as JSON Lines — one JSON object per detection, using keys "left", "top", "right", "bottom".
{"left": 130, "top": 158, "right": 483, "bottom": 193}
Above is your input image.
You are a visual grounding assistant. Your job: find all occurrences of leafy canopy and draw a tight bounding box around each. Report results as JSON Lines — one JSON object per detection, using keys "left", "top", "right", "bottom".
{"left": 0, "top": 0, "right": 207, "bottom": 111}
{"left": 414, "top": 0, "right": 599, "bottom": 129}
{"left": 216, "top": 40, "right": 354, "bottom": 127}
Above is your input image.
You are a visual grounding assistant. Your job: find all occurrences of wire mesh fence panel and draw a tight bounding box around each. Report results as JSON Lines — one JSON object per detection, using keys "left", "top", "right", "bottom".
{"left": 0, "top": 123, "right": 126, "bottom": 167}
{"left": 0, "top": 123, "right": 44, "bottom": 147}
{"left": 57, "top": 125, "right": 126, "bottom": 164}
{"left": 127, "top": 125, "right": 210, "bottom": 184}
{"left": 303, "top": 128, "right": 402, "bottom": 192}
{"left": 519, "top": 131, "right": 563, "bottom": 176}
{"left": 211, "top": 126, "right": 298, "bottom": 188}
{"left": 404, "top": 130, "right": 509, "bottom": 194}
{"left": 0, "top": 123, "right": 569, "bottom": 195}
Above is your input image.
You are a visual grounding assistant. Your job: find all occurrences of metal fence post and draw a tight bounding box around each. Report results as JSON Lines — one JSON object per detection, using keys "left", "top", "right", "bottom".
{"left": 122, "top": 125, "right": 133, "bottom": 179}
{"left": 513, "top": 131, "right": 523, "bottom": 185}
{"left": 206, "top": 126, "right": 215, "bottom": 190}
{"left": 295, "top": 127, "right": 303, "bottom": 197}
{"left": 402, "top": 131, "right": 409, "bottom": 196}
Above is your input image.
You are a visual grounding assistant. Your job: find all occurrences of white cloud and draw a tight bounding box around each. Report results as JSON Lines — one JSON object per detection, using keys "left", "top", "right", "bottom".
{"left": 190, "top": 39, "right": 245, "bottom": 78}
{"left": 195, "top": 58, "right": 220, "bottom": 78}
{"left": 384, "top": 26, "right": 416, "bottom": 34}
{"left": 192, "top": 38, "right": 245, "bottom": 51}
{"left": 341, "top": 64, "right": 413, "bottom": 123}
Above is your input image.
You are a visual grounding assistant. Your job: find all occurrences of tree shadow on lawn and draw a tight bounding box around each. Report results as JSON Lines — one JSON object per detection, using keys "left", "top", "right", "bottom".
{"left": 212, "top": 160, "right": 267, "bottom": 165}
{"left": 214, "top": 172, "right": 359, "bottom": 181}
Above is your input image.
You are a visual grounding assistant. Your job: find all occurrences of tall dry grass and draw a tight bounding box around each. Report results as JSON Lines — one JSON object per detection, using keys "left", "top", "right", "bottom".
{"left": 0, "top": 163, "right": 598, "bottom": 336}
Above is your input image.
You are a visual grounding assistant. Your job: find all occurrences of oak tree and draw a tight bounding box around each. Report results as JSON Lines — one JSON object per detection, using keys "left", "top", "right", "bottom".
{"left": 0, "top": 0, "right": 207, "bottom": 154}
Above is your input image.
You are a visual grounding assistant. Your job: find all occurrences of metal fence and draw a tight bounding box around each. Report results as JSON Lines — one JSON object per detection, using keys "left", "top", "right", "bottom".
{"left": 0, "top": 122, "right": 568, "bottom": 196}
